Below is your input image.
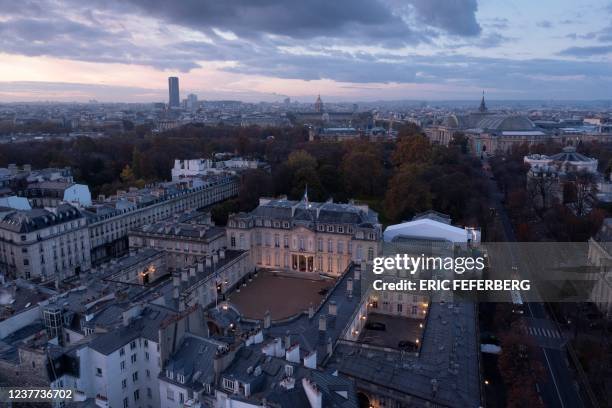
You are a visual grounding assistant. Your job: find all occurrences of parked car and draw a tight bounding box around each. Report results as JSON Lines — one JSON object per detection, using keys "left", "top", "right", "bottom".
{"left": 397, "top": 340, "right": 418, "bottom": 351}
{"left": 365, "top": 322, "right": 386, "bottom": 331}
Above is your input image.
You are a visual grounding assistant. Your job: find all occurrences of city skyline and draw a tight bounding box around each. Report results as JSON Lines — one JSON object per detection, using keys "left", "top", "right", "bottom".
{"left": 0, "top": 0, "right": 610, "bottom": 102}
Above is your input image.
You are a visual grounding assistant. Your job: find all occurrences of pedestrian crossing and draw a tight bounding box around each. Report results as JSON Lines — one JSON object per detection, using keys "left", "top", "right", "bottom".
{"left": 528, "top": 326, "right": 561, "bottom": 339}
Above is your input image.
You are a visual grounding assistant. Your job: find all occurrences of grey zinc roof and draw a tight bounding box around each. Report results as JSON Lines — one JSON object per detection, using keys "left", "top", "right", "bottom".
{"left": 163, "top": 335, "right": 220, "bottom": 387}
{"left": 221, "top": 346, "right": 358, "bottom": 407}
{"left": 88, "top": 304, "right": 177, "bottom": 355}
{"left": 0, "top": 203, "right": 82, "bottom": 233}
{"left": 549, "top": 146, "right": 596, "bottom": 163}
{"left": 327, "top": 301, "right": 481, "bottom": 408}
{"left": 251, "top": 199, "right": 378, "bottom": 226}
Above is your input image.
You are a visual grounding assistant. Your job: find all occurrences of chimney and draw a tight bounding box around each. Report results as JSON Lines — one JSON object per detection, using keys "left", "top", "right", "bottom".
{"left": 318, "top": 314, "right": 327, "bottom": 332}
{"left": 302, "top": 378, "right": 323, "bottom": 408}
{"left": 285, "top": 344, "right": 300, "bottom": 363}
{"left": 284, "top": 331, "right": 291, "bottom": 350}
{"left": 263, "top": 310, "right": 271, "bottom": 329}
{"left": 308, "top": 303, "right": 314, "bottom": 319}
{"left": 328, "top": 301, "right": 337, "bottom": 317}
{"left": 303, "top": 350, "right": 317, "bottom": 369}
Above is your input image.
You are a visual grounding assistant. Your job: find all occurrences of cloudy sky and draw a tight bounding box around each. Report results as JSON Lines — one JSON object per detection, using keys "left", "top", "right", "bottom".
{"left": 0, "top": 0, "right": 611, "bottom": 102}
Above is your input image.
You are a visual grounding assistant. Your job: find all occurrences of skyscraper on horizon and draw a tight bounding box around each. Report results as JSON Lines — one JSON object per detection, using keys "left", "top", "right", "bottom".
{"left": 168, "top": 76, "right": 180, "bottom": 108}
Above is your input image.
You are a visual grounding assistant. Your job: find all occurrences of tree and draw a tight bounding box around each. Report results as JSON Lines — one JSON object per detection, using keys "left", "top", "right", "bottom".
{"left": 120, "top": 164, "right": 136, "bottom": 184}
{"left": 384, "top": 164, "right": 432, "bottom": 222}
{"left": 391, "top": 133, "right": 432, "bottom": 166}
{"left": 526, "top": 168, "right": 558, "bottom": 214}
{"left": 341, "top": 143, "right": 385, "bottom": 197}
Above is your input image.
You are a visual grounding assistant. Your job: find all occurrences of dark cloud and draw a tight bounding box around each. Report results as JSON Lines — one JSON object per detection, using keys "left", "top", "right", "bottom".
{"left": 559, "top": 45, "right": 612, "bottom": 56}
{"left": 536, "top": 20, "right": 553, "bottom": 28}
{"left": 0, "top": 0, "right": 610, "bottom": 100}
{"left": 406, "top": 0, "right": 481, "bottom": 36}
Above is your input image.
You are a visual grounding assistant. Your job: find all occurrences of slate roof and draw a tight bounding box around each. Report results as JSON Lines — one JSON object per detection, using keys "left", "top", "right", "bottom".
{"left": 88, "top": 304, "right": 177, "bottom": 355}
{"left": 0, "top": 203, "right": 82, "bottom": 233}
{"left": 221, "top": 346, "right": 358, "bottom": 407}
{"left": 248, "top": 199, "right": 378, "bottom": 226}
{"left": 162, "top": 334, "right": 221, "bottom": 388}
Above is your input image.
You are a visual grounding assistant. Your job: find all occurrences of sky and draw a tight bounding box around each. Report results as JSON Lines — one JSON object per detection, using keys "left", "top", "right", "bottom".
{"left": 0, "top": 0, "right": 611, "bottom": 103}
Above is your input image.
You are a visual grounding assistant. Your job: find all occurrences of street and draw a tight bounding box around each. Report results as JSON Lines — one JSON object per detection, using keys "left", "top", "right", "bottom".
{"left": 483, "top": 160, "right": 586, "bottom": 408}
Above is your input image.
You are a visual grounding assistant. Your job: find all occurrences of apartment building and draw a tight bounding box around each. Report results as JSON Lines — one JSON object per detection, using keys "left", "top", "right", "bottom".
{"left": 0, "top": 204, "right": 91, "bottom": 281}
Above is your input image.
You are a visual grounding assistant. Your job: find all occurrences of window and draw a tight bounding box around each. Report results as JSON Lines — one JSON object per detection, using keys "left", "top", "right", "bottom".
{"left": 96, "top": 368, "right": 102, "bottom": 377}
{"left": 144, "top": 339, "right": 148, "bottom": 347}
{"left": 167, "top": 389, "right": 174, "bottom": 401}
{"left": 119, "top": 347, "right": 125, "bottom": 356}
{"left": 145, "top": 352, "right": 149, "bottom": 361}
{"left": 146, "top": 369, "right": 151, "bottom": 378}
{"left": 130, "top": 341, "right": 137, "bottom": 350}
{"left": 147, "top": 388, "right": 152, "bottom": 398}
{"left": 123, "top": 397, "right": 128, "bottom": 408}
{"left": 133, "top": 390, "right": 140, "bottom": 401}
{"left": 412, "top": 305, "right": 418, "bottom": 315}
{"left": 122, "top": 379, "right": 127, "bottom": 389}
{"left": 397, "top": 304, "right": 403, "bottom": 313}
{"left": 368, "top": 247, "right": 374, "bottom": 261}
{"left": 179, "top": 393, "right": 184, "bottom": 403}
{"left": 131, "top": 354, "right": 137, "bottom": 363}
{"left": 120, "top": 361, "right": 126, "bottom": 371}
{"left": 223, "top": 378, "right": 235, "bottom": 392}
{"left": 132, "top": 371, "right": 138, "bottom": 382}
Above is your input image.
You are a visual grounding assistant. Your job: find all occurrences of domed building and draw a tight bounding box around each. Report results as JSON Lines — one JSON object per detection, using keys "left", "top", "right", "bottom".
{"left": 425, "top": 94, "right": 548, "bottom": 157}
{"left": 524, "top": 146, "right": 598, "bottom": 174}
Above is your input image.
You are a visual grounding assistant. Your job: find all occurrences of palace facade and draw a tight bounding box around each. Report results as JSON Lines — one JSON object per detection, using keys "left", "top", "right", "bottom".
{"left": 226, "top": 196, "right": 381, "bottom": 276}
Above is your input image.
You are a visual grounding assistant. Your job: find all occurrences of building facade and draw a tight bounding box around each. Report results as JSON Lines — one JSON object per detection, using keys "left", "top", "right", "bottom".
{"left": 226, "top": 197, "right": 381, "bottom": 276}
{"left": 86, "top": 175, "right": 239, "bottom": 264}
{"left": 0, "top": 204, "right": 91, "bottom": 281}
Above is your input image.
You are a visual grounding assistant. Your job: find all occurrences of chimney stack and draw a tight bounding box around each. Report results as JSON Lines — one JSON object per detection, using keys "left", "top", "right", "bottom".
{"left": 284, "top": 331, "right": 291, "bottom": 350}
{"left": 263, "top": 310, "right": 271, "bottom": 329}
{"left": 308, "top": 303, "right": 314, "bottom": 319}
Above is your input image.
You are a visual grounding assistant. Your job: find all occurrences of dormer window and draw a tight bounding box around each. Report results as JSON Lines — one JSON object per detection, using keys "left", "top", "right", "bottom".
{"left": 223, "top": 378, "right": 235, "bottom": 392}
